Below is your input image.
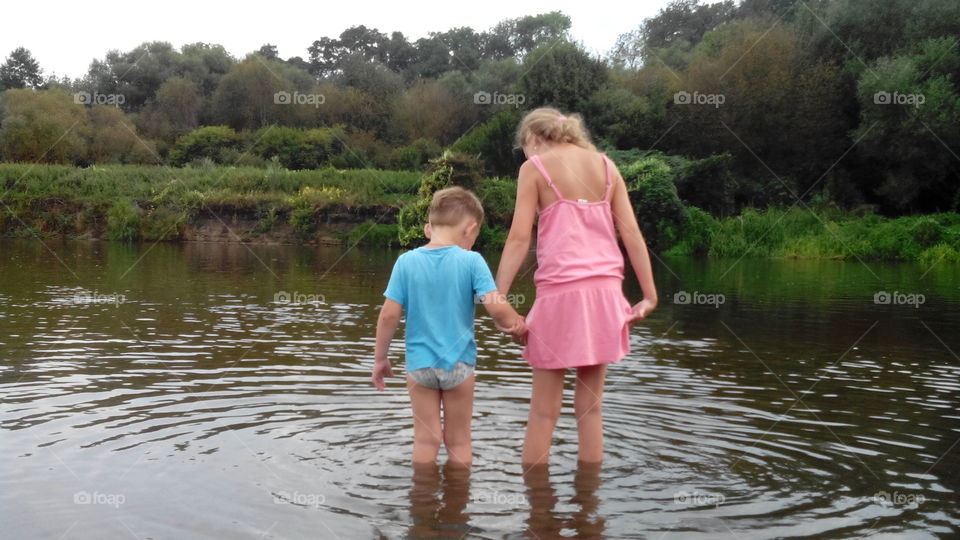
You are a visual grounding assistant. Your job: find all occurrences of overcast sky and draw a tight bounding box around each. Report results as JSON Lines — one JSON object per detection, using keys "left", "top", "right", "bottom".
{"left": 1, "top": 0, "right": 673, "bottom": 80}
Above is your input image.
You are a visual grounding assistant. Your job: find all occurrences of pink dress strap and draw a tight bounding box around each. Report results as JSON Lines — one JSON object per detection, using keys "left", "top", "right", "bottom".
{"left": 529, "top": 155, "right": 564, "bottom": 200}
{"left": 601, "top": 154, "right": 614, "bottom": 201}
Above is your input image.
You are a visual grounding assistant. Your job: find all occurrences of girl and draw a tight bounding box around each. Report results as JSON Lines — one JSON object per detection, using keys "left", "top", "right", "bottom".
{"left": 495, "top": 107, "right": 658, "bottom": 466}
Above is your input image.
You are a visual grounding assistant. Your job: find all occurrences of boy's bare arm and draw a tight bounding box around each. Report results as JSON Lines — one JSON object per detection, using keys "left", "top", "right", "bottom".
{"left": 480, "top": 290, "right": 526, "bottom": 335}
{"left": 373, "top": 299, "right": 403, "bottom": 390}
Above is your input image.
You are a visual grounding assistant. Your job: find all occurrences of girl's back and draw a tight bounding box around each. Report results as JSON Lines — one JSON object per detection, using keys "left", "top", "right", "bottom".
{"left": 532, "top": 145, "right": 613, "bottom": 211}
{"left": 526, "top": 143, "right": 623, "bottom": 290}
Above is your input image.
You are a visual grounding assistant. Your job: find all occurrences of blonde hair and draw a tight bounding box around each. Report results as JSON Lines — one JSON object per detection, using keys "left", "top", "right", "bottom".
{"left": 429, "top": 186, "right": 484, "bottom": 227}
{"left": 514, "top": 107, "right": 596, "bottom": 151}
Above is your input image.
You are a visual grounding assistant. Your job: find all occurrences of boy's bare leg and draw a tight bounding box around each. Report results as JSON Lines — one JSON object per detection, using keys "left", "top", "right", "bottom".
{"left": 522, "top": 368, "right": 565, "bottom": 467}
{"left": 440, "top": 374, "right": 474, "bottom": 467}
{"left": 574, "top": 364, "right": 606, "bottom": 463}
{"left": 406, "top": 375, "right": 443, "bottom": 463}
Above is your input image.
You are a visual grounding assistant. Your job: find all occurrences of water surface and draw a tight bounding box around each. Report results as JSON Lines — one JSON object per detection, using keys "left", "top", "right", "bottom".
{"left": 1, "top": 238, "right": 958, "bottom": 538}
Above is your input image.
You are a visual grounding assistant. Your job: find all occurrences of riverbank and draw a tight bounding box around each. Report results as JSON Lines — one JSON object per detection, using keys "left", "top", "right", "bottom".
{"left": 2, "top": 163, "right": 959, "bottom": 265}
{"left": 0, "top": 163, "right": 420, "bottom": 246}
{"left": 665, "top": 206, "right": 960, "bottom": 266}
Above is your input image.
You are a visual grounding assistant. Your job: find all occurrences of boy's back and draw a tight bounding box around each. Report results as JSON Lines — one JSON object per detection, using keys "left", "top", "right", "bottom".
{"left": 384, "top": 245, "right": 496, "bottom": 372}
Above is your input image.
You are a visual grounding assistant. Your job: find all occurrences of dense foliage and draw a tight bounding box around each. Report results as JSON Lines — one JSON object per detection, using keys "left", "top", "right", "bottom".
{"left": 1, "top": 1, "right": 959, "bottom": 254}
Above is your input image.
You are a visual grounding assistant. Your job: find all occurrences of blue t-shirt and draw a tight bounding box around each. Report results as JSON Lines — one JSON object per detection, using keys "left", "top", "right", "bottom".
{"left": 383, "top": 245, "right": 498, "bottom": 372}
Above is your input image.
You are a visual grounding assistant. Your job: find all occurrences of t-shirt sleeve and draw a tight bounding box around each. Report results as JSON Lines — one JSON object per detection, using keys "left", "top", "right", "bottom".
{"left": 471, "top": 253, "right": 498, "bottom": 300}
{"left": 383, "top": 255, "right": 407, "bottom": 306}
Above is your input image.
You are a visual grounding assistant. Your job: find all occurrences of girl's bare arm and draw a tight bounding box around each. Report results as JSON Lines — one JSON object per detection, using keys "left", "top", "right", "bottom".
{"left": 495, "top": 160, "right": 539, "bottom": 295}
{"left": 609, "top": 165, "right": 658, "bottom": 308}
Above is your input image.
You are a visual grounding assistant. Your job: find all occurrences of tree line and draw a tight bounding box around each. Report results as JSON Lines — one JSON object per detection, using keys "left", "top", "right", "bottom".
{"left": 0, "top": 1, "right": 958, "bottom": 216}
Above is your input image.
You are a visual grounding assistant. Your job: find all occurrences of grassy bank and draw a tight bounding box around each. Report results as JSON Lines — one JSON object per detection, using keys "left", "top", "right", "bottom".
{"left": 0, "top": 162, "right": 421, "bottom": 243}
{"left": 2, "top": 162, "right": 959, "bottom": 265}
{"left": 664, "top": 206, "right": 960, "bottom": 265}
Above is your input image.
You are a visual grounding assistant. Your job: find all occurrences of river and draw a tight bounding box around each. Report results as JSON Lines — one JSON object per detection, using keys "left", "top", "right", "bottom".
{"left": 1, "top": 238, "right": 958, "bottom": 538}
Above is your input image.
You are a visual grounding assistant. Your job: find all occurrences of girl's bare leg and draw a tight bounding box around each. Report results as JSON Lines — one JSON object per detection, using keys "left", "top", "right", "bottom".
{"left": 522, "top": 368, "right": 565, "bottom": 467}
{"left": 406, "top": 375, "right": 443, "bottom": 463}
{"left": 574, "top": 364, "right": 606, "bottom": 463}
{"left": 439, "top": 374, "right": 475, "bottom": 467}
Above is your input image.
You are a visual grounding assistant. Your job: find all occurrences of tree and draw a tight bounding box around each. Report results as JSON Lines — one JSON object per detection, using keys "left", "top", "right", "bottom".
{"left": 257, "top": 44, "right": 280, "bottom": 61}
{"left": 137, "top": 77, "right": 201, "bottom": 140}
{"left": 0, "top": 47, "right": 44, "bottom": 90}
{"left": 177, "top": 42, "right": 236, "bottom": 98}
{"left": 212, "top": 55, "right": 313, "bottom": 130}
{"left": 487, "top": 12, "right": 572, "bottom": 58}
{"left": 382, "top": 32, "right": 418, "bottom": 74}
{"left": 519, "top": 41, "right": 608, "bottom": 112}
{"left": 610, "top": 0, "right": 736, "bottom": 68}
{"left": 0, "top": 89, "right": 89, "bottom": 164}
{"left": 393, "top": 79, "right": 463, "bottom": 145}
{"left": 308, "top": 25, "right": 389, "bottom": 78}
{"left": 80, "top": 41, "right": 182, "bottom": 112}
{"left": 854, "top": 37, "right": 960, "bottom": 212}
{"left": 84, "top": 105, "right": 157, "bottom": 164}
{"left": 664, "top": 21, "right": 848, "bottom": 207}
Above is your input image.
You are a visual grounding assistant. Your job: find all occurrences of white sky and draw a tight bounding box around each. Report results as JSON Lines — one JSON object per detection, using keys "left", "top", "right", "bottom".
{"left": 2, "top": 0, "right": 673, "bottom": 80}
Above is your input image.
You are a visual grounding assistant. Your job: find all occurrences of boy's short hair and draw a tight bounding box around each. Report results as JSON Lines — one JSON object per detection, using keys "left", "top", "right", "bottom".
{"left": 429, "top": 186, "right": 484, "bottom": 227}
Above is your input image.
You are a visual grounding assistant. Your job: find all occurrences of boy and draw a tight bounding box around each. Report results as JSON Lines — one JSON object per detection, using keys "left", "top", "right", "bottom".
{"left": 373, "top": 186, "right": 526, "bottom": 467}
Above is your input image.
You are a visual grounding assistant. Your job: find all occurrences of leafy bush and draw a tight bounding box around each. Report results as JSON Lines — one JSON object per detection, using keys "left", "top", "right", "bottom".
{"left": 106, "top": 199, "right": 140, "bottom": 241}
{"left": 398, "top": 151, "right": 485, "bottom": 246}
{"left": 168, "top": 126, "right": 243, "bottom": 166}
{"left": 347, "top": 220, "right": 401, "bottom": 247}
{"left": 389, "top": 138, "right": 442, "bottom": 171}
{"left": 622, "top": 156, "right": 685, "bottom": 249}
{"left": 664, "top": 206, "right": 717, "bottom": 256}
{"left": 475, "top": 176, "right": 516, "bottom": 226}
{"left": 251, "top": 126, "right": 341, "bottom": 170}
{"left": 450, "top": 109, "right": 523, "bottom": 176}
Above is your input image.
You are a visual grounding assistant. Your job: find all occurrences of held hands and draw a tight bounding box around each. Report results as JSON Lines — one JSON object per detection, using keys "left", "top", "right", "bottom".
{"left": 628, "top": 298, "right": 657, "bottom": 325}
{"left": 496, "top": 315, "right": 528, "bottom": 345}
{"left": 371, "top": 357, "right": 394, "bottom": 391}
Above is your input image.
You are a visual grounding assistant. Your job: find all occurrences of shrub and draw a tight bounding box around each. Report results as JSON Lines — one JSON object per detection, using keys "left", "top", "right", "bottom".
{"left": 168, "top": 126, "right": 242, "bottom": 166}
{"left": 397, "top": 150, "right": 485, "bottom": 246}
{"left": 251, "top": 126, "right": 339, "bottom": 170}
{"left": 389, "top": 138, "right": 442, "bottom": 171}
{"left": 106, "top": 199, "right": 141, "bottom": 241}
{"left": 450, "top": 109, "right": 523, "bottom": 176}
{"left": 347, "top": 220, "right": 400, "bottom": 247}
{"left": 664, "top": 206, "right": 717, "bottom": 256}
{"left": 475, "top": 176, "right": 516, "bottom": 226}
{"left": 622, "top": 156, "right": 685, "bottom": 250}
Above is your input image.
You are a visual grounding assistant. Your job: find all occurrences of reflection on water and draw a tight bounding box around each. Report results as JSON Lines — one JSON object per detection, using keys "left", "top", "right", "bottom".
{"left": 523, "top": 463, "right": 605, "bottom": 539}
{"left": 0, "top": 238, "right": 958, "bottom": 538}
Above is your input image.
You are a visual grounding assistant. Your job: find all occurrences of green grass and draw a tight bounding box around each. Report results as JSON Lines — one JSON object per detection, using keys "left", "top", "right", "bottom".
{"left": 0, "top": 163, "right": 421, "bottom": 241}
{"left": 669, "top": 206, "right": 960, "bottom": 263}
{"left": 2, "top": 162, "right": 958, "bottom": 261}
